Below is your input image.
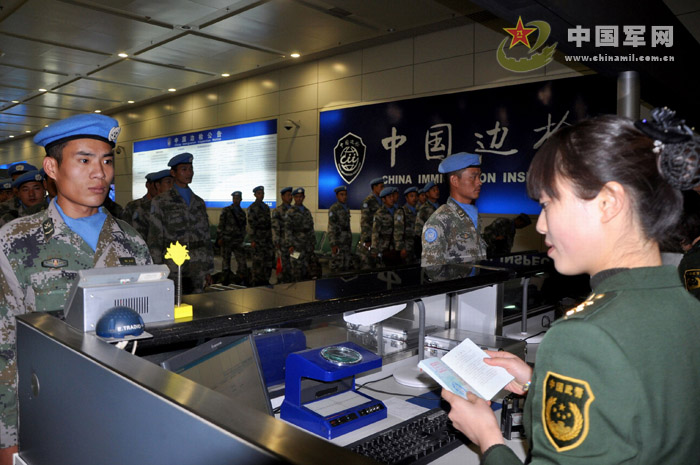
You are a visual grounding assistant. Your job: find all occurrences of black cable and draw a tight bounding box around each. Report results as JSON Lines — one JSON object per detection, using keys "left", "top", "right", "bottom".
{"left": 355, "top": 374, "right": 427, "bottom": 398}
{"left": 523, "top": 330, "right": 546, "bottom": 341}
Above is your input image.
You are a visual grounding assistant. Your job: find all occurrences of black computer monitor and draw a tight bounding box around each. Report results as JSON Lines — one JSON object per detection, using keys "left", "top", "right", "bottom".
{"left": 161, "top": 334, "right": 273, "bottom": 415}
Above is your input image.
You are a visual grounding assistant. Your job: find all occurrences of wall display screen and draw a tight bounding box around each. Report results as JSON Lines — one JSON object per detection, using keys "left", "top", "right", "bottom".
{"left": 318, "top": 75, "right": 615, "bottom": 214}
{"left": 132, "top": 119, "right": 277, "bottom": 208}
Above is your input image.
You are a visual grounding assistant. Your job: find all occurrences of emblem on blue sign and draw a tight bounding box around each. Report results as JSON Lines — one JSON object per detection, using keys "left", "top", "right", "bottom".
{"left": 424, "top": 227, "right": 438, "bottom": 243}
{"left": 334, "top": 132, "right": 366, "bottom": 184}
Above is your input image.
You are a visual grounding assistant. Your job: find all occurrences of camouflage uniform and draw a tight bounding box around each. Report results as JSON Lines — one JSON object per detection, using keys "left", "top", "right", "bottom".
{"left": 421, "top": 198, "right": 487, "bottom": 266}
{"left": 328, "top": 201, "right": 352, "bottom": 272}
{"left": 358, "top": 194, "right": 381, "bottom": 269}
{"left": 482, "top": 217, "right": 516, "bottom": 257}
{"left": 271, "top": 203, "right": 292, "bottom": 283}
{"left": 217, "top": 203, "right": 249, "bottom": 280}
{"left": 148, "top": 187, "right": 214, "bottom": 294}
{"left": 393, "top": 204, "right": 418, "bottom": 263}
{"left": 284, "top": 205, "right": 316, "bottom": 281}
{"left": 0, "top": 198, "right": 48, "bottom": 228}
{"left": 0, "top": 199, "right": 152, "bottom": 448}
{"left": 414, "top": 200, "right": 438, "bottom": 237}
{"left": 372, "top": 204, "right": 397, "bottom": 267}
{"left": 247, "top": 200, "right": 274, "bottom": 285}
{"left": 122, "top": 195, "right": 151, "bottom": 241}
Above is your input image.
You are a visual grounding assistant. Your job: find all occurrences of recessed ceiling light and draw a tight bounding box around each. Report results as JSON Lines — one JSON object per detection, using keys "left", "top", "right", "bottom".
{"left": 221, "top": 73, "right": 230, "bottom": 77}
{"left": 168, "top": 88, "right": 177, "bottom": 92}
{"left": 94, "top": 110, "right": 101, "bottom": 113}
{"left": 38, "top": 88, "right": 47, "bottom": 92}
{"left": 118, "top": 52, "right": 128, "bottom": 58}
{"left": 11, "top": 100, "right": 19, "bottom": 103}
{"left": 9, "top": 135, "right": 14, "bottom": 138}
{"left": 127, "top": 100, "right": 135, "bottom": 104}
{"left": 290, "top": 52, "right": 301, "bottom": 58}
{"left": 25, "top": 130, "right": 31, "bottom": 133}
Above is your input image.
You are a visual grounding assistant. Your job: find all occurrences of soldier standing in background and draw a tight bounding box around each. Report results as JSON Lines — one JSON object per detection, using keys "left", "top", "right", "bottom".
{"left": 0, "top": 171, "right": 47, "bottom": 227}
{"left": 149, "top": 152, "right": 214, "bottom": 294}
{"left": 372, "top": 186, "right": 398, "bottom": 267}
{"left": 217, "top": 191, "right": 249, "bottom": 284}
{"left": 285, "top": 187, "right": 317, "bottom": 281}
{"left": 247, "top": 185, "right": 274, "bottom": 286}
{"left": 122, "top": 172, "right": 157, "bottom": 239}
{"left": 0, "top": 179, "right": 12, "bottom": 203}
{"left": 0, "top": 163, "right": 38, "bottom": 215}
{"left": 482, "top": 213, "right": 532, "bottom": 257}
{"left": 416, "top": 187, "right": 427, "bottom": 210}
{"left": 421, "top": 153, "right": 487, "bottom": 266}
{"left": 394, "top": 186, "right": 419, "bottom": 264}
{"left": 414, "top": 181, "right": 441, "bottom": 259}
{"left": 358, "top": 177, "right": 384, "bottom": 269}
{"left": 271, "top": 186, "right": 293, "bottom": 283}
{"left": 328, "top": 185, "right": 352, "bottom": 273}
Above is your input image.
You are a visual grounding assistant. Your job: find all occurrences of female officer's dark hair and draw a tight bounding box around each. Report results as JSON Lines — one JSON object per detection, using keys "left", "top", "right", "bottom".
{"left": 527, "top": 114, "right": 682, "bottom": 245}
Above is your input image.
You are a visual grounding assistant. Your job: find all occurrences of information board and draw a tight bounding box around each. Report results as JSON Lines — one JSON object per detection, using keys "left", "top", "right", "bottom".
{"left": 132, "top": 119, "right": 277, "bottom": 208}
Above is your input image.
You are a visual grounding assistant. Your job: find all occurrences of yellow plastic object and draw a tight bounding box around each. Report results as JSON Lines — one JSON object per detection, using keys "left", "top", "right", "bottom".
{"left": 174, "top": 303, "right": 193, "bottom": 320}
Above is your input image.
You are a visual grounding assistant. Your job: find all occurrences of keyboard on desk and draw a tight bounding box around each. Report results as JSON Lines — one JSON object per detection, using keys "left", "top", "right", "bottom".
{"left": 345, "top": 408, "right": 467, "bottom": 465}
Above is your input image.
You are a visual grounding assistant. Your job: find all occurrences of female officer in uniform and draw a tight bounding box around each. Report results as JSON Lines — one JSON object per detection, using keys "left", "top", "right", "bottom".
{"left": 441, "top": 109, "right": 700, "bottom": 464}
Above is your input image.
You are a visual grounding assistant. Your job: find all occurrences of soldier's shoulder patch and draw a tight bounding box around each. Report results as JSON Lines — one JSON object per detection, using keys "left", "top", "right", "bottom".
{"left": 683, "top": 269, "right": 700, "bottom": 291}
{"left": 363, "top": 202, "right": 368, "bottom": 208}
{"left": 329, "top": 211, "right": 333, "bottom": 217}
{"left": 396, "top": 212, "right": 403, "bottom": 220}
{"left": 542, "top": 371, "right": 595, "bottom": 452}
{"left": 424, "top": 227, "right": 438, "bottom": 243}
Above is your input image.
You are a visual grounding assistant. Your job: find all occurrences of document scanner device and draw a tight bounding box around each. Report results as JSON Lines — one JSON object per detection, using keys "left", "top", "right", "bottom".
{"left": 64, "top": 264, "right": 175, "bottom": 333}
{"left": 280, "top": 342, "right": 386, "bottom": 439}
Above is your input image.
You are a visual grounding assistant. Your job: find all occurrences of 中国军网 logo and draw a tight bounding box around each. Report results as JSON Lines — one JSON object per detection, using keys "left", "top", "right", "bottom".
{"left": 497, "top": 16, "right": 557, "bottom": 73}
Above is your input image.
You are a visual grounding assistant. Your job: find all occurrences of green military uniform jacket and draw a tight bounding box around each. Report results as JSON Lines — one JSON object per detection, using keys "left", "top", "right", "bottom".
{"left": 328, "top": 201, "right": 351, "bottom": 249}
{"left": 484, "top": 266, "right": 700, "bottom": 465}
{"left": 0, "top": 199, "right": 152, "bottom": 448}
{"left": 122, "top": 195, "right": 151, "bottom": 240}
{"left": 371, "top": 204, "right": 394, "bottom": 255}
{"left": 360, "top": 194, "right": 381, "bottom": 245}
{"left": 0, "top": 198, "right": 48, "bottom": 228}
{"left": 678, "top": 241, "right": 700, "bottom": 300}
{"left": 393, "top": 204, "right": 417, "bottom": 255}
{"left": 420, "top": 198, "right": 486, "bottom": 266}
{"left": 148, "top": 187, "right": 214, "bottom": 289}
{"left": 414, "top": 200, "right": 438, "bottom": 237}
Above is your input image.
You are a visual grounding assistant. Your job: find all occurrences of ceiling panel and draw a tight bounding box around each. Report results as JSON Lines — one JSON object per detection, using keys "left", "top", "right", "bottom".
{"left": 57, "top": 78, "right": 165, "bottom": 103}
{"left": 90, "top": 59, "right": 215, "bottom": 90}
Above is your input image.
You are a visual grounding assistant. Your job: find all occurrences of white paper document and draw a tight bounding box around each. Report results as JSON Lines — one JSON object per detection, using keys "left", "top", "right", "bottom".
{"left": 418, "top": 338, "right": 514, "bottom": 400}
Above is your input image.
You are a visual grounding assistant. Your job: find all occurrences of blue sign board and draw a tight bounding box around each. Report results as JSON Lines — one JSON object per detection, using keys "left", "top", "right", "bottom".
{"left": 319, "top": 75, "right": 615, "bottom": 213}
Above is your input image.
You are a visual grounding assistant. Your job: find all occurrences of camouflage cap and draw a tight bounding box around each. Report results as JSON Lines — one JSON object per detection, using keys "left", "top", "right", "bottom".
{"left": 34, "top": 114, "right": 120, "bottom": 149}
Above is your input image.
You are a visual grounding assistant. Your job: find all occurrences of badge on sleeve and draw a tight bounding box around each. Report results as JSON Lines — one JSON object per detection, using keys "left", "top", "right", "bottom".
{"left": 543, "top": 371, "right": 595, "bottom": 452}
{"left": 424, "top": 227, "right": 438, "bottom": 243}
{"left": 684, "top": 269, "right": 700, "bottom": 291}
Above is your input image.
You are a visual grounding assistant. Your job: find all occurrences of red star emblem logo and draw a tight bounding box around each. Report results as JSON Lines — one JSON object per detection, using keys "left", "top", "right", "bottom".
{"left": 503, "top": 16, "right": 537, "bottom": 49}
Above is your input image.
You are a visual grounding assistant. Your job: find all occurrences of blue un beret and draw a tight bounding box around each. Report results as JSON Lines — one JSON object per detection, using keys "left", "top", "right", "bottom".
{"left": 0, "top": 178, "right": 12, "bottom": 190}
{"left": 33, "top": 114, "right": 121, "bottom": 149}
{"left": 293, "top": 187, "right": 305, "bottom": 195}
{"left": 231, "top": 191, "right": 242, "bottom": 197}
{"left": 438, "top": 152, "right": 481, "bottom": 174}
{"left": 423, "top": 181, "right": 437, "bottom": 191}
{"left": 253, "top": 185, "right": 264, "bottom": 193}
{"left": 12, "top": 170, "right": 44, "bottom": 188}
{"left": 168, "top": 152, "right": 194, "bottom": 167}
{"left": 151, "top": 169, "right": 172, "bottom": 182}
{"left": 380, "top": 187, "right": 393, "bottom": 198}
{"left": 9, "top": 163, "right": 38, "bottom": 176}
{"left": 145, "top": 172, "right": 158, "bottom": 182}
{"left": 334, "top": 185, "right": 347, "bottom": 194}
{"left": 280, "top": 186, "right": 293, "bottom": 195}
{"left": 404, "top": 186, "right": 418, "bottom": 195}
{"left": 370, "top": 177, "right": 384, "bottom": 187}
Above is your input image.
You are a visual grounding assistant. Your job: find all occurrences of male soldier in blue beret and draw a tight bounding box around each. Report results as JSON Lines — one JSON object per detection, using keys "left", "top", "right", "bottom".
{"left": 421, "top": 152, "right": 487, "bottom": 266}
{"left": 285, "top": 187, "right": 317, "bottom": 280}
{"left": 394, "top": 186, "right": 419, "bottom": 264}
{"left": 0, "top": 171, "right": 48, "bottom": 228}
{"left": 148, "top": 152, "right": 214, "bottom": 294}
{"left": 327, "top": 185, "right": 353, "bottom": 273}
{"left": 0, "top": 164, "right": 39, "bottom": 216}
{"left": 217, "top": 191, "right": 250, "bottom": 284}
{"left": 372, "top": 186, "right": 399, "bottom": 267}
{"left": 0, "top": 179, "right": 12, "bottom": 203}
{"left": 271, "top": 186, "right": 293, "bottom": 283}
{"left": 0, "top": 113, "right": 152, "bottom": 461}
{"left": 122, "top": 171, "right": 158, "bottom": 238}
{"left": 7, "top": 162, "right": 37, "bottom": 181}
{"left": 247, "top": 186, "right": 274, "bottom": 285}
{"left": 416, "top": 186, "right": 427, "bottom": 210}
{"left": 358, "top": 176, "right": 384, "bottom": 269}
